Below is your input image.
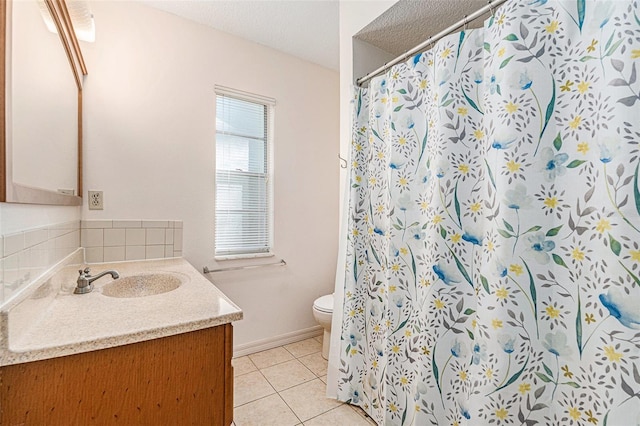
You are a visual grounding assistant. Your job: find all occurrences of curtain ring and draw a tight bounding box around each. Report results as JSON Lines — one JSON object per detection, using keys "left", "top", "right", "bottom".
{"left": 429, "top": 37, "right": 434, "bottom": 50}
{"left": 488, "top": 0, "right": 495, "bottom": 17}
{"left": 463, "top": 15, "right": 468, "bottom": 31}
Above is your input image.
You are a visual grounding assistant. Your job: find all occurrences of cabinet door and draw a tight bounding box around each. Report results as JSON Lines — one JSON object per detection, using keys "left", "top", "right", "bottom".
{"left": 1, "top": 324, "right": 233, "bottom": 425}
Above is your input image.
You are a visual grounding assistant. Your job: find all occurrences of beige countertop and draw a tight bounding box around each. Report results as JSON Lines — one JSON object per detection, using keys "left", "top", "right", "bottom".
{"left": 0, "top": 252, "right": 243, "bottom": 366}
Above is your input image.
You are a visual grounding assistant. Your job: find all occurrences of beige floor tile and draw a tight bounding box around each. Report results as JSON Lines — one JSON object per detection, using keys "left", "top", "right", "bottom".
{"left": 350, "top": 405, "right": 378, "bottom": 425}
{"left": 233, "top": 356, "right": 258, "bottom": 376}
{"left": 234, "top": 394, "right": 300, "bottom": 426}
{"left": 314, "top": 336, "right": 323, "bottom": 344}
{"left": 318, "top": 375, "right": 327, "bottom": 384}
{"left": 279, "top": 379, "right": 342, "bottom": 422}
{"left": 248, "top": 347, "right": 295, "bottom": 369}
{"left": 261, "top": 359, "right": 316, "bottom": 391}
{"left": 284, "top": 337, "right": 322, "bottom": 358}
{"left": 304, "top": 404, "right": 372, "bottom": 426}
{"left": 298, "top": 352, "right": 328, "bottom": 377}
{"left": 234, "top": 371, "right": 275, "bottom": 407}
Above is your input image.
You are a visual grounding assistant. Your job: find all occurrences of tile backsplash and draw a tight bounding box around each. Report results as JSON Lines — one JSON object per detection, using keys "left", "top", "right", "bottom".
{"left": 81, "top": 220, "right": 183, "bottom": 263}
{"left": 1, "top": 221, "right": 80, "bottom": 306}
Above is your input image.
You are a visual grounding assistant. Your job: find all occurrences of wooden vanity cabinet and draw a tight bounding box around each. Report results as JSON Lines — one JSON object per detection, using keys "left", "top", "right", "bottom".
{"left": 0, "top": 324, "right": 234, "bottom": 425}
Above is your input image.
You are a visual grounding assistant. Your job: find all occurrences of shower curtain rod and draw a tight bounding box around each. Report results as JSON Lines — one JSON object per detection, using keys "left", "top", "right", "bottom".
{"left": 356, "top": 0, "right": 508, "bottom": 86}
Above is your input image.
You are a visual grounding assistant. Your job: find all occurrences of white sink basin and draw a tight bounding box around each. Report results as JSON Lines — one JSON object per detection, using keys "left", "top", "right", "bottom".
{"left": 102, "top": 273, "right": 183, "bottom": 298}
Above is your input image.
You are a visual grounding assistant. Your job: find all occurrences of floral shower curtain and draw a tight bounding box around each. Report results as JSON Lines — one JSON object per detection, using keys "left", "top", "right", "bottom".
{"left": 336, "top": 0, "right": 640, "bottom": 424}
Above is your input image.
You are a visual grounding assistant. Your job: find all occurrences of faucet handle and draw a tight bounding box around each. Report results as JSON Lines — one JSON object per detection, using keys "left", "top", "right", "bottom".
{"left": 83, "top": 267, "right": 91, "bottom": 274}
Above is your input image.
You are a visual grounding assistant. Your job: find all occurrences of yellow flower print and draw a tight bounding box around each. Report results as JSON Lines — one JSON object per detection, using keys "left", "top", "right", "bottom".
{"left": 404, "top": 330, "right": 412, "bottom": 337}
{"left": 596, "top": 218, "right": 611, "bottom": 233}
{"left": 381, "top": 97, "right": 388, "bottom": 104}
{"left": 568, "top": 407, "right": 581, "bottom": 421}
{"left": 352, "top": 229, "right": 360, "bottom": 236}
{"left": 495, "top": 407, "right": 508, "bottom": 420}
{"left": 492, "top": 318, "right": 503, "bottom": 329}
{"left": 458, "top": 370, "right": 468, "bottom": 381}
{"left": 458, "top": 164, "right": 470, "bottom": 174}
{"left": 441, "top": 48, "right": 452, "bottom": 58}
{"left": 391, "top": 263, "right": 400, "bottom": 272}
{"left": 399, "top": 376, "right": 408, "bottom": 385}
{"left": 399, "top": 177, "right": 409, "bottom": 187}
{"left": 391, "top": 71, "right": 400, "bottom": 80}
{"left": 603, "top": 345, "right": 623, "bottom": 362}
{"left": 419, "top": 278, "right": 431, "bottom": 287}
{"left": 509, "top": 264, "right": 523, "bottom": 276}
{"left": 355, "top": 143, "right": 363, "bottom": 151}
{"left": 546, "top": 305, "right": 560, "bottom": 318}
{"left": 572, "top": 247, "right": 585, "bottom": 261}
{"left": 349, "top": 309, "right": 356, "bottom": 317}
{"left": 586, "top": 409, "right": 598, "bottom": 424}
{"left": 350, "top": 348, "right": 358, "bottom": 355}
{"left": 497, "top": 46, "right": 506, "bottom": 57}
{"left": 496, "top": 287, "right": 508, "bottom": 299}
{"left": 420, "top": 201, "right": 429, "bottom": 211}
{"left": 630, "top": 249, "right": 640, "bottom": 262}
{"left": 587, "top": 39, "right": 598, "bottom": 53}
{"left": 577, "top": 81, "right": 590, "bottom": 94}
{"left": 506, "top": 160, "right": 521, "bottom": 173}
{"left": 392, "top": 96, "right": 399, "bottom": 103}
{"left": 518, "top": 383, "right": 531, "bottom": 394}
{"left": 487, "top": 240, "right": 495, "bottom": 251}
{"left": 561, "top": 365, "right": 573, "bottom": 379}
{"left": 421, "top": 346, "right": 431, "bottom": 355}
{"left": 391, "top": 345, "right": 400, "bottom": 354}
{"left": 585, "top": 313, "right": 596, "bottom": 324}
{"left": 577, "top": 142, "right": 589, "bottom": 154}
{"left": 434, "top": 299, "right": 445, "bottom": 309}
{"left": 569, "top": 115, "right": 582, "bottom": 129}
{"left": 505, "top": 102, "right": 519, "bottom": 114}
{"left": 389, "top": 403, "right": 398, "bottom": 412}
{"left": 352, "top": 160, "right": 358, "bottom": 168}
{"left": 545, "top": 20, "right": 559, "bottom": 33}
{"left": 496, "top": 14, "right": 506, "bottom": 25}
{"left": 419, "top": 79, "right": 428, "bottom": 90}
{"left": 544, "top": 197, "right": 558, "bottom": 208}
{"left": 369, "top": 177, "right": 377, "bottom": 185}
{"left": 632, "top": 49, "right": 640, "bottom": 59}
{"left": 373, "top": 324, "right": 380, "bottom": 332}
{"left": 432, "top": 215, "right": 443, "bottom": 224}
{"left": 485, "top": 368, "right": 493, "bottom": 378}
{"left": 458, "top": 107, "right": 468, "bottom": 116}
{"left": 428, "top": 59, "right": 434, "bottom": 66}
{"left": 474, "top": 129, "right": 485, "bottom": 140}
{"left": 398, "top": 137, "right": 407, "bottom": 145}
{"left": 377, "top": 151, "right": 385, "bottom": 159}
{"left": 451, "top": 233, "right": 462, "bottom": 243}
{"left": 355, "top": 175, "right": 362, "bottom": 183}
{"left": 560, "top": 80, "right": 574, "bottom": 92}
{"left": 470, "top": 202, "right": 482, "bottom": 213}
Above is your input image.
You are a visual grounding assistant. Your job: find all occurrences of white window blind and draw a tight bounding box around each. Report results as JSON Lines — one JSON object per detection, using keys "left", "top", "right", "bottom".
{"left": 215, "top": 89, "right": 273, "bottom": 258}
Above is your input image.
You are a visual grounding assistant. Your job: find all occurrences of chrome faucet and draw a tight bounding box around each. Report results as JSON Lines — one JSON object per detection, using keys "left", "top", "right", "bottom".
{"left": 74, "top": 267, "right": 120, "bottom": 294}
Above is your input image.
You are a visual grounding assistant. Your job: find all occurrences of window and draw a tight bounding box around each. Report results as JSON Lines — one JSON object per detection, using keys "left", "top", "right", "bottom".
{"left": 214, "top": 86, "right": 274, "bottom": 258}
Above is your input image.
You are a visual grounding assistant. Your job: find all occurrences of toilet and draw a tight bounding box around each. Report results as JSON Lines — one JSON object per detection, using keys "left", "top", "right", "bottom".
{"left": 312, "top": 294, "right": 333, "bottom": 360}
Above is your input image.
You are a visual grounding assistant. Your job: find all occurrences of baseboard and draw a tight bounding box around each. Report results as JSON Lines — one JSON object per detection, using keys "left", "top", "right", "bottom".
{"left": 233, "top": 325, "right": 323, "bottom": 358}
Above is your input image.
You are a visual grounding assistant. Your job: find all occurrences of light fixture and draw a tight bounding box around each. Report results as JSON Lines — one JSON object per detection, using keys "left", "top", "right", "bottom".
{"left": 37, "top": 0, "right": 95, "bottom": 43}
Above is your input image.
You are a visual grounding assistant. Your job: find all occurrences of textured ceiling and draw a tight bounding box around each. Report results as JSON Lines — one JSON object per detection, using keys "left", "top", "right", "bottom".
{"left": 356, "top": 0, "right": 493, "bottom": 56}
{"left": 138, "top": 0, "right": 498, "bottom": 72}
{"left": 140, "top": 0, "right": 340, "bottom": 71}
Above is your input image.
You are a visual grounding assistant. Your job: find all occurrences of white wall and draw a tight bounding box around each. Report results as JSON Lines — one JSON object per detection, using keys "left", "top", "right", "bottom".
{"left": 81, "top": 2, "right": 340, "bottom": 348}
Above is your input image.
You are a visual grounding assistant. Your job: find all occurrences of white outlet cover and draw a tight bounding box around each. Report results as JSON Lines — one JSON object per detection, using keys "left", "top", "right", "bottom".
{"left": 88, "top": 190, "right": 103, "bottom": 210}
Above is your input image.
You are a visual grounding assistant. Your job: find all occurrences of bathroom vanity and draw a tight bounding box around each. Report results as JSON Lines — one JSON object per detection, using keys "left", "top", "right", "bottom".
{"left": 0, "top": 254, "right": 242, "bottom": 425}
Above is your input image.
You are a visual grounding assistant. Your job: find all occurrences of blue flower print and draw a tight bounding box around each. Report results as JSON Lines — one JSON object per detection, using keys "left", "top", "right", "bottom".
{"left": 474, "top": 71, "right": 483, "bottom": 84}
{"left": 472, "top": 342, "right": 488, "bottom": 364}
{"left": 498, "top": 334, "right": 516, "bottom": 353}
{"left": 450, "top": 338, "right": 468, "bottom": 358}
{"left": 525, "top": 231, "right": 556, "bottom": 264}
{"left": 538, "top": 147, "right": 568, "bottom": 181}
{"left": 542, "top": 331, "right": 572, "bottom": 357}
{"left": 503, "top": 183, "right": 532, "bottom": 210}
{"left": 519, "top": 70, "right": 532, "bottom": 90}
{"left": 491, "top": 136, "right": 517, "bottom": 150}
{"left": 598, "top": 137, "right": 620, "bottom": 163}
{"left": 349, "top": 331, "right": 363, "bottom": 346}
{"left": 396, "top": 193, "right": 414, "bottom": 211}
{"left": 433, "top": 262, "right": 462, "bottom": 285}
{"left": 599, "top": 288, "right": 640, "bottom": 329}
{"left": 462, "top": 227, "right": 483, "bottom": 245}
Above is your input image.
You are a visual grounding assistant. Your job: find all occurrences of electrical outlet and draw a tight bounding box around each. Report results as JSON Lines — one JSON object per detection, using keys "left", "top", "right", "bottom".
{"left": 88, "top": 191, "right": 104, "bottom": 210}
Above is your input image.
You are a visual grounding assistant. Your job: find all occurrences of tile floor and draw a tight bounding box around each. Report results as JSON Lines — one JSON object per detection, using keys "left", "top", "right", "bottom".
{"left": 232, "top": 336, "right": 375, "bottom": 426}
